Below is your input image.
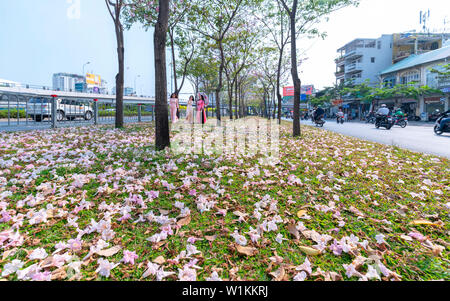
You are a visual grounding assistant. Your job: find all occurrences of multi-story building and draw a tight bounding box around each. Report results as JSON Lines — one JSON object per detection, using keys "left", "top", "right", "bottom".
{"left": 52, "top": 73, "right": 85, "bottom": 92}
{"left": 335, "top": 33, "right": 450, "bottom": 87}
{"left": 379, "top": 43, "right": 450, "bottom": 120}
{"left": 392, "top": 32, "right": 450, "bottom": 64}
{"left": 335, "top": 35, "right": 394, "bottom": 87}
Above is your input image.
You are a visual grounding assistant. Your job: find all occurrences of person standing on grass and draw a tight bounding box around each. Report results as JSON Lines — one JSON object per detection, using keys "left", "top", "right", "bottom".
{"left": 196, "top": 93, "right": 207, "bottom": 125}
{"left": 169, "top": 93, "right": 179, "bottom": 123}
{"left": 186, "top": 95, "right": 194, "bottom": 124}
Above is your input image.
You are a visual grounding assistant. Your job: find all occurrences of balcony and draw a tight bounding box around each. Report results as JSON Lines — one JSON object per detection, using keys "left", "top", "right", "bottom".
{"left": 335, "top": 71, "right": 345, "bottom": 78}
{"left": 345, "top": 62, "right": 363, "bottom": 74}
{"left": 335, "top": 56, "right": 345, "bottom": 65}
{"left": 344, "top": 50, "right": 363, "bottom": 60}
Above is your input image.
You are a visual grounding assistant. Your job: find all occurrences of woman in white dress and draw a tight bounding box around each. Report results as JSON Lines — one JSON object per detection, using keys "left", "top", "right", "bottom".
{"left": 186, "top": 95, "right": 194, "bottom": 124}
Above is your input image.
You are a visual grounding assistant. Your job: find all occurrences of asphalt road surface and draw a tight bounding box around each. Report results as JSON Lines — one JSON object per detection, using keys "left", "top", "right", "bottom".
{"left": 304, "top": 119, "right": 450, "bottom": 159}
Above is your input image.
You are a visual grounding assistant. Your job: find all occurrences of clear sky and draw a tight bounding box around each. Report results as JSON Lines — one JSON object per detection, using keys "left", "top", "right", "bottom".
{"left": 300, "top": 0, "right": 449, "bottom": 89}
{"left": 0, "top": 0, "right": 448, "bottom": 96}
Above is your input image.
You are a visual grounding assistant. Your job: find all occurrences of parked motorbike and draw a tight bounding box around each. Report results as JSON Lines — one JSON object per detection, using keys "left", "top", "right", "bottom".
{"left": 434, "top": 111, "right": 450, "bottom": 135}
{"left": 407, "top": 114, "right": 421, "bottom": 122}
{"left": 429, "top": 110, "right": 442, "bottom": 123}
{"left": 393, "top": 116, "right": 408, "bottom": 128}
{"left": 375, "top": 115, "right": 394, "bottom": 130}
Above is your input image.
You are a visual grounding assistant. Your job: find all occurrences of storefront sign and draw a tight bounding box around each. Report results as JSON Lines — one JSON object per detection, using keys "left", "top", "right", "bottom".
{"left": 424, "top": 97, "right": 442, "bottom": 103}
{"left": 332, "top": 99, "right": 343, "bottom": 106}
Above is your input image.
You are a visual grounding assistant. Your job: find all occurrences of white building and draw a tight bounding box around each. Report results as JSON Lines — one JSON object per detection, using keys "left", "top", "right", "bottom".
{"left": 336, "top": 35, "right": 394, "bottom": 87}
{"left": 52, "top": 73, "right": 85, "bottom": 92}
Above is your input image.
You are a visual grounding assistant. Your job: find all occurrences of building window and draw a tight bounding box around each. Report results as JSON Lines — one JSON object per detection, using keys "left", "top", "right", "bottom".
{"left": 371, "top": 57, "right": 375, "bottom": 63}
{"left": 400, "top": 71, "right": 420, "bottom": 85}
{"left": 377, "top": 41, "right": 381, "bottom": 49}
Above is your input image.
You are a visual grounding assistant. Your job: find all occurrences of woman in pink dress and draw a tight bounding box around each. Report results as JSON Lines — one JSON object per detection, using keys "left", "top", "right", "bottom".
{"left": 169, "top": 93, "right": 179, "bottom": 123}
{"left": 196, "top": 94, "right": 207, "bottom": 124}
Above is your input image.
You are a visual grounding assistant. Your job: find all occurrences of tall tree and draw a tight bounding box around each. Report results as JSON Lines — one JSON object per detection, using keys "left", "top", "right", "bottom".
{"left": 189, "top": 0, "right": 246, "bottom": 125}
{"left": 278, "top": 0, "right": 358, "bottom": 136}
{"left": 125, "top": 1, "right": 193, "bottom": 95}
{"left": 256, "top": 1, "right": 291, "bottom": 124}
{"left": 105, "top": 0, "right": 126, "bottom": 129}
{"left": 154, "top": 0, "right": 171, "bottom": 150}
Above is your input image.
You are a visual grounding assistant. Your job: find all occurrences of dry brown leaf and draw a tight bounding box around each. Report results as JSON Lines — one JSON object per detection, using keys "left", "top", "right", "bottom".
{"left": 410, "top": 220, "right": 442, "bottom": 227}
{"left": 235, "top": 245, "right": 257, "bottom": 256}
{"left": 51, "top": 267, "right": 67, "bottom": 280}
{"left": 153, "top": 256, "right": 166, "bottom": 265}
{"left": 96, "top": 246, "right": 122, "bottom": 257}
{"left": 269, "top": 266, "right": 286, "bottom": 281}
{"left": 297, "top": 210, "right": 307, "bottom": 218}
{"left": 205, "top": 235, "right": 217, "bottom": 242}
{"left": 400, "top": 235, "right": 413, "bottom": 241}
{"left": 2, "top": 248, "right": 17, "bottom": 261}
{"left": 152, "top": 241, "right": 166, "bottom": 250}
{"left": 298, "top": 246, "right": 320, "bottom": 256}
{"left": 287, "top": 223, "right": 300, "bottom": 240}
{"left": 177, "top": 215, "right": 191, "bottom": 227}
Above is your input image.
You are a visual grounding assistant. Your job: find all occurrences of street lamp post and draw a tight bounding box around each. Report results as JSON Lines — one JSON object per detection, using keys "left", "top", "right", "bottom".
{"left": 134, "top": 75, "right": 141, "bottom": 96}
{"left": 82, "top": 62, "right": 91, "bottom": 76}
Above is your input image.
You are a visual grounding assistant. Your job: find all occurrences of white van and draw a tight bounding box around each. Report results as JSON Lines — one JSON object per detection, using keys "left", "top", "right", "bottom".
{"left": 27, "top": 98, "right": 94, "bottom": 122}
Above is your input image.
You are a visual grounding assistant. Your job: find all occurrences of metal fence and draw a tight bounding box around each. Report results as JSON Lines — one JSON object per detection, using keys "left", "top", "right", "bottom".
{"left": 0, "top": 93, "right": 155, "bottom": 131}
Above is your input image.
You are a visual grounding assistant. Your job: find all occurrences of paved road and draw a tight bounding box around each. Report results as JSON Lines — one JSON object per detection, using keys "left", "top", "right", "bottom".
{"left": 311, "top": 119, "right": 450, "bottom": 158}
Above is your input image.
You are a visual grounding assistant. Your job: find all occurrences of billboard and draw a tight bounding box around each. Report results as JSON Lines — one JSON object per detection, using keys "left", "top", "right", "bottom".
{"left": 283, "top": 85, "right": 314, "bottom": 97}
{"left": 86, "top": 74, "right": 101, "bottom": 87}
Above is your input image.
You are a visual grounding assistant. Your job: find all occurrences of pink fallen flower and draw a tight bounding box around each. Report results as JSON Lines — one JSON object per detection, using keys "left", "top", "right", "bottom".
{"left": 68, "top": 238, "right": 83, "bottom": 252}
{"left": 123, "top": 250, "right": 138, "bottom": 265}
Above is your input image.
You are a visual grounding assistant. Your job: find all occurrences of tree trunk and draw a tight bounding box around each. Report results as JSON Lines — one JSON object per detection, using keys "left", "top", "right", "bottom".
{"left": 289, "top": 1, "right": 301, "bottom": 137}
{"left": 114, "top": 12, "right": 124, "bottom": 129}
{"left": 235, "top": 79, "right": 239, "bottom": 119}
{"left": 276, "top": 44, "right": 284, "bottom": 125}
{"left": 228, "top": 79, "right": 233, "bottom": 120}
{"left": 215, "top": 41, "right": 225, "bottom": 125}
{"left": 168, "top": 28, "right": 178, "bottom": 95}
{"left": 154, "top": 0, "right": 170, "bottom": 151}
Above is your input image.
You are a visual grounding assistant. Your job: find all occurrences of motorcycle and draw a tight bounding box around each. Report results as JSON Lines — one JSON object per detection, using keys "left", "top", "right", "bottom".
{"left": 313, "top": 116, "right": 325, "bottom": 127}
{"left": 375, "top": 115, "right": 394, "bottom": 130}
{"left": 337, "top": 116, "right": 345, "bottom": 124}
{"left": 407, "top": 114, "right": 421, "bottom": 122}
{"left": 434, "top": 112, "right": 450, "bottom": 135}
{"left": 365, "top": 113, "right": 376, "bottom": 124}
{"left": 393, "top": 116, "right": 408, "bottom": 128}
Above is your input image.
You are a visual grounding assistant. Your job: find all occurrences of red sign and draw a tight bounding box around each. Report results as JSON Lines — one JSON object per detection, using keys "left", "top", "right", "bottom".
{"left": 332, "top": 99, "right": 343, "bottom": 106}
{"left": 283, "top": 85, "right": 314, "bottom": 97}
{"left": 283, "top": 86, "right": 295, "bottom": 97}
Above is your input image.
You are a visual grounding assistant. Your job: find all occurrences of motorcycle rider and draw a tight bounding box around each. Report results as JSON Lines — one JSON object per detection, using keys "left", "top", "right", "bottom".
{"left": 436, "top": 109, "right": 450, "bottom": 132}
{"left": 313, "top": 105, "right": 325, "bottom": 123}
{"left": 394, "top": 108, "right": 405, "bottom": 118}
{"left": 376, "top": 104, "right": 390, "bottom": 124}
{"left": 337, "top": 109, "right": 344, "bottom": 123}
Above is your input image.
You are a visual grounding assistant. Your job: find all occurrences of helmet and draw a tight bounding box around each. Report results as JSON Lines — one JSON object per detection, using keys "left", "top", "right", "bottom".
{"left": 381, "top": 104, "right": 387, "bottom": 108}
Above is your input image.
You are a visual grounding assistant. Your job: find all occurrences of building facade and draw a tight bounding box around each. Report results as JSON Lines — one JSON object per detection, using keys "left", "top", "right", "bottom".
{"left": 335, "top": 35, "right": 394, "bottom": 87}
{"left": 52, "top": 73, "right": 85, "bottom": 92}
{"left": 379, "top": 44, "right": 450, "bottom": 120}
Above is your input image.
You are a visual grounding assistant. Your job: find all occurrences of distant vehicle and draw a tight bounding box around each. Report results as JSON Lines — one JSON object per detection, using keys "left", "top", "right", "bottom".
{"left": 434, "top": 110, "right": 450, "bottom": 136}
{"left": 393, "top": 116, "right": 408, "bottom": 128}
{"left": 27, "top": 97, "right": 93, "bottom": 122}
{"left": 375, "top": 114, "right": 394, "bottom": 130}
{"left": 429, "top": 110, "right": 442, "bottom": 122}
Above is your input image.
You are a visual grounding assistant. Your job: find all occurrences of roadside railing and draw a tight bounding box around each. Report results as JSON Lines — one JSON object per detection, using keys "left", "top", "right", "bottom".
{"left": 0, "top": 92, "right": 156, "bottom": 131}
